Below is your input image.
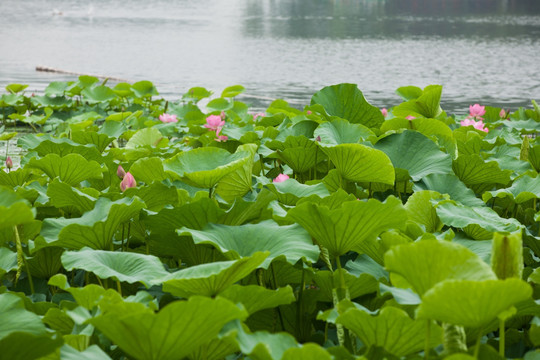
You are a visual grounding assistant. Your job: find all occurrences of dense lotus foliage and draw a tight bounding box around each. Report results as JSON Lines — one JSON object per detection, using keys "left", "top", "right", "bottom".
{"left": 2, "top": 78, "right": 540, "bottom": 359}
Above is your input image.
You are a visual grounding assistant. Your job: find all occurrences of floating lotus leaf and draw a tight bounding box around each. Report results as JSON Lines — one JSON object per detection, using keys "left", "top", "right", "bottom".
{"left": 314, "top": 118, "right": 375, "bottom": 146}
{"left": 90, "top": 296, "right": 247, "bottom": 360}
{"left": 219, "top": 284, "right": 296, "bottom": 315}
{"left": 321, "top": 143, "right": 395, "bottom": 185}
{"left": 413, "top": 173, "right": 485, "bottom": 207}
{"left": 162, "top": 252, "right": 268, "bottom": 297}
{"left": 483, "top": 174, "right": 540, "bottom": 204}
{"left": 287, "top": 195, "right": 406, "bottom": 258}
{"left": 178, "top": 220, "right": 319, "bottom": 269}
{"left": 436, "top": 201, "right": 522, "bottom": 239}
{"left": 164, "top": 147, "right": 251, "bottom": 189}
{"left": 374, "top": 130, "right": 452, "bottom": 182}
{"left": 336, "top": 306, "right": 442, "bottom": 357}
{"left": 27, "top": 153, "right": 103, "bottom": 186}
{"left": 61, "top": 247, "right": 170, "bottom": 287}
{"left": 310, "top": 83, "right": 384, "bottom": 128}
{"left": 384, "top": 240, "right": 496, "bottom": 296}
{"left": 416, "top": 279, "right": 532, "bottom": 328}
{"left": 37, "top": 197, "right": 145, "bottom": 250}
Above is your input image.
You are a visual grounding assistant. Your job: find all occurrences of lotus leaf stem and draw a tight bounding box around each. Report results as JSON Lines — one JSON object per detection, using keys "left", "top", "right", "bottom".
{"left": 14, "top": 225, "right": 34, "bottom": 294}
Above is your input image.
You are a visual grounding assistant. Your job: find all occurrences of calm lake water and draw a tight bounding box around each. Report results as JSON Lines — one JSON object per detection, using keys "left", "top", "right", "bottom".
{"left": 1, "top": 0, "right": 540, "bottom": 113}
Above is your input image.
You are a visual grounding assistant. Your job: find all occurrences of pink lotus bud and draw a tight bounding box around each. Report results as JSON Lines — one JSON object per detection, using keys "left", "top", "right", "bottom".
{"left": 381, "top": 108, "right": 388, "bottom": 118}
{"left": 120, "top": 172, "right": 136, "bottom": 192}
{"left": 315, "top": 135, "right": 321, "bottom": 142}
{"left": 5, "top": 156, "right": 13, "bottom": 170}
{"left": 406, "top": 115, "right": 416, "bottom": 120}
{"left": 159, "top": 113, "right": 178, "bottom": 123}
{"left": 204, "top": 115, "right": 225, "bottom": 132}
{"left": 117, "top": 165, "right": 126, "bottom": 178}
{"left": 306, "top": 110, "right": 312, "bottom": 115}
{"left": 252, "top": 112, "right": 265, "bottom": 121}
{"left": 220, "top": 111, "right": 226, "bottom": 119}
{"left": 273, "top": 173, "right": 290, "bottom": 183}
{"left": 215, "top": 134, "right": 228, "bottom": 142}
{"left": 469, "top": 104, "right": 486, "bottom": 118}
{"left": 499, "top": 109, "right": 508, "bottom": 119}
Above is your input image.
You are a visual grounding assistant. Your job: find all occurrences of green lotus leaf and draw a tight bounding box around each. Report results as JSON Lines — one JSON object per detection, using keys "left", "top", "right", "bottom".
{"left": 314, "top": 118, "right": 375, "bottom": 146}
{"left": 131, "top": 80, "right": 158, "bottom": 98}
{"left": 313, "top": 269, "right": 378, "bottom": 302}
{"left": 26, "top": 247, "right": 63, "bottom": 279}
{"left": 18, "top": 134, "right": 103, "bottom": 162}
{"left": 404, "top": 190, "right": 446, "bottom": 233}
{"left": 0, "top": 131, "right": 17, "bottom": 141}
{"left": 281, "top": 343, "right": 332, "bottom": 360}
{"left": 0, "top": 167, "right": 34, "bottom": 187}
{"left": 47, "top": 178, "right": 97, "bottom": 214}
{"left": 42, "top": 307, "right": 74, "bottom": 334}
{"left": 164, "top": 147, "right": 251, "bottom": 189}
{"left": 37, "top": 197, "right": 145, "bottom": 250}
{"left": 219, "top": 284, "right": 295, "bottom": 315}
{"left": 452, "top": 154, "right": 512, "bottom": 192}
{"left": 491, "top": 231, "right": 523, "bottom": 280}
{"left": 413, "top": 173, "right": 485, "bottom": 207}
{"left": 126, "top": 127, "right": 168, "bottom": 149}
{"left": 125, "top": 157, "right": 166, "bottom": 185}
{"left": 266, "top": 136, "right": 318, "bottom": 174}
{"left": 483, "top": 174, "right": 540, "bottom": 204}
{"left": 219, "top": 189, "right": 276, "bottom": 226}
{"left": 321, "top": 143, "right": 394, "bottom": 185}
{"left": 221, "top": 85, "right": 245, "bottom": 98}
{"left": 189, "top": 332, "right": 239, "bottom": 360}
{"left": 374, "top": 130, "right": 452, "bottom": 182}
{"left": 267, "top": 178, "right": 330, "bottom": 206}
{"left": 90, "top": 296, "right": 246, "bottom": 360}
{"left": 6, "top": 83, "right": 28, "bottom": 94}
{"left": 162, "top": 252, "right": 268, "bottom": 297}
{"left": 310, "top": 83, "right": 384, "bottom": 128}
{"left": 178, "top": 220, "right": 319, "bottom": 269}
{"left": 384, "top": 240, "right": 496, "bottom": 296}
{"left": 416, "top": 278, "right": 532, "bottom": 328}
{"left": 27, "top": 153, "right": 102, "bottom": 186}
{"left": 112, "top": 82, "right": 134, "bottom": 97}
{"left": 392, "top": 85, "right": 443, "bottom": 119}
{"left": 379, "top": 283, "right": 421, "bottom": 305}
{"left": 345, "top": 254, "right": 389, "bottom": 281}
{"left": 0, "top": 186, "right": 35, "bottom": 230}
{"left": 59, "top": 344, "right": 112, "bottom": 360}
{"left": 215, "top": 144, "right": 257, "bottom": 202}
{"left": 31, "top": 94, "right": 72, "bottom": 109}
{"left": 336, "top": 306, "right": 442, "bottom": 357}
{"left": 396, "top": 85, "right": 423, "bottom": 101}
{"left": 231, "top": 322, "right": 299, "bottom": 360}
{"left": 123, "top": 182, "right": 178, "bottom": 212}
{"left": 81, "top": 85, "right": 118, "bottom": 103}
{"left": 0, "top": 332, "right": 63, "bottom": 360}
{"left": 61, "top": 247, "right": 169, "bottom": 287}
{"left": 0, "top": 247, "right": 17, "bottom": 278}
{"left": 287, "top": 195, "right": 406, "bottom": 258}
{"left": 435, "top": 201, "right": 522, "bottom": 239}
{"left": 0, "top": 292, "right": 47, "bottom": 339}
{"left": 71, "top": 131, "right": 115, "bottom": 153}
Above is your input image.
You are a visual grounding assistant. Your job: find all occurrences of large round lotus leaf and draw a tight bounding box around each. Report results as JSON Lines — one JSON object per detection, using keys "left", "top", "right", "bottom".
{"left": 0, "top": 332, "right": 63, "bottom": 360}
{"left": 483, "top": 174, "right": 540, "bottom": 205}
{"left": 164, "top": 147, "right": 251, "bottom": 189}
{"left": 90, "top": 296, "right": 247, "bottom": 360}
{"left": 392, "top": 85, "right": 443, "bottom": 119}
{"left": 416, "top": 279, "right": 532, "bottom": 328}
{"left": 336, "top": 306, "right": 442, "bottom": 357}
{"left": 17, "top": 134, "right": 103, "bottom": 161}
{"left": 267, "top": 178, "right": 330, "bottom": 206}
{"left": 81, "top": 85, "right": 118, "bottom": 103}
{"left": 126, "top": 127, "right": 168, "bottom": 149}
{"left": 314, "top": 118, "right": 375, "bottom": 146}
{"left": 374, "top": 130, "right": 452, "bottom": 182}
{"left": 404, "top": 190, "right": 445, "bottom": 233}
{"left": 413, "top": 173, "right": 485, "bottom": 207}
{"left": 287, "top": 196, "right": 406, "bottom": 258}
{"left": 61, "top": 248, "right": 170, "bottom": 287}
{"left": 219, "top": 285, "right": 295, "bottom": 315}
{"left": 310, "top": 83, "right": 384, "bottom": 128}
{"left": 313, "top": 269, "right": 378, "bottom": 302}
{"left": 282, "top": 343, "right": 332, "bottom": 360}
{"left": 215, "top": 144, "right": 257, "bottom": 202}
{"left": 27, "top": 153, "right": 103, "bottom": 186}
{"left": 384, "top": 240, "right": 496, "bottom": 297}
{"left": 0, "top": 186, "right": 35, "bottom": 230}
{"left": 321, "top": 143, "right": 395, "bottom": 185}
{"left": 452, "top": 154, "right": 512, "bottom": 189}
{"left": 178, "top": 220, "right": 319, "bottom": 269}
{"left": 162, "top": 252, "right": 268, "bottom": 297}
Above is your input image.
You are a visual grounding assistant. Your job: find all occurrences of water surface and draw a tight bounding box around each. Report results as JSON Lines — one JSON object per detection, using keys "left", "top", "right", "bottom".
{"left": 1, "top": 0, "right": 540, "bottom": 113}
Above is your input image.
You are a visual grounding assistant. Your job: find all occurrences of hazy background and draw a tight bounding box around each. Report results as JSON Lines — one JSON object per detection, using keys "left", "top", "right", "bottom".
{"left": 1, "top": 0, "right": 540, "bottom": 113}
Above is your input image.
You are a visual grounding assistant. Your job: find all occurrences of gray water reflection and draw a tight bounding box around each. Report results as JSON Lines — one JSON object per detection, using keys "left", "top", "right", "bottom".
{"left": 0, "top": 0, "right": 539, "bottom": 113}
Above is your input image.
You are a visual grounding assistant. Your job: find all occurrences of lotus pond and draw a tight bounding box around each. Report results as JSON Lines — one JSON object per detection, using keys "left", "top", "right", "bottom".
{"left": 2, "top": 79, "right": 540, "bottom": 360}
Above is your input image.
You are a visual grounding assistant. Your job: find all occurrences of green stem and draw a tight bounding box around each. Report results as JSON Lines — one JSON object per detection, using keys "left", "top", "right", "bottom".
{"left": 499, "top": 319, "right": 505, "bottom": 357}
{"left": 473, "top": 331, "right": 482, "bottom": 359}
{"left": 14, "top": 225, "right": 34, "bottom": 294}
{"left": 314, "top": 146, "right": 318, "bottom": 180}
{"left": 208, "top": 186, "right": 213, "bottom": 199}
{"left": 425, "top": 320, "right": 431, "bottom": 360}
{"left": 296, "top": 269, "right": 305, "bottom": 340}
{"left": 270, "top": 263, "right": 286, "bottom": 331}
{"left": 126, "top": 223, "right": 131, "bottom": 250}
{"left": 117, "top": 280, "right": 123, "bottom": 297}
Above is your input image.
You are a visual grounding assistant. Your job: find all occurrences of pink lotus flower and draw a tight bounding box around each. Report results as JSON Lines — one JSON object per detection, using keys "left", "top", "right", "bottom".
{"left": 159, "top": 113, "right": 178, "bottom": 123}
{"left": 468, "top": 104, "right": 486, "bottom": 119}
{"left": 205, "top": 115, "right": 225, "bottom": 132}
{"left": 381, "top": 108, "right": 388, "bottom": 118}
{"left": 406, "top": 115, "right": 416, "bottom": 120}
{"left": 273, "top": 173, "right": 290, "bottom": 183}
{"left": 120, "top": 172, "right": 137, "bottom": 192}
{"left": 117, "top": 165, "right": 126, "bottom": 178}
{"left": 5, "top": 156, "right": 12, "bottom": 170}
{"left": 306, "top": 110, "right": 312, "bottom": 115}
{"left": 215, "top": 134, "right": 228, "bottom": 142}
{"left": 460, "top": 118, "right": 488, "bottom": 132}
{"left": 252, "top": 112, "right": 265, "bottom": 121}
{"left": 499, "top": 109, "right": 508, "bottom": 119}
